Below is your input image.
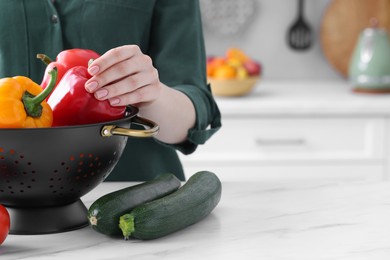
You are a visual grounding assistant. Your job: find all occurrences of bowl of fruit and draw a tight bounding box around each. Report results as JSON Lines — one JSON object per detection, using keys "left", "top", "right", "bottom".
{"left": 207, "top": 48, "right": 262, "bottom": 97}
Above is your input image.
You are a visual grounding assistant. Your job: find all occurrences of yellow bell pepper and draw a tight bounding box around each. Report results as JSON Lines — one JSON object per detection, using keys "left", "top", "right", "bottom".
{"left": 0, "top": 68, "right": 57, "bottom": 128}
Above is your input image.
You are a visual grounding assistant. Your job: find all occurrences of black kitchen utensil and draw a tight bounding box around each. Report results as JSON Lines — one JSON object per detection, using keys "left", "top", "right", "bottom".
{"left": 0, "top": 106, "right": 158, "bottom": 234}
{"left": 287, "top": 0, "right": 312, "bottom": 50}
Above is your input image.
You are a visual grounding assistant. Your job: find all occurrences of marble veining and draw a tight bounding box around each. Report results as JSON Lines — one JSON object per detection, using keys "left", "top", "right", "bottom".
{"left": 0, "top": 178, "right": 389, "bottom": 259}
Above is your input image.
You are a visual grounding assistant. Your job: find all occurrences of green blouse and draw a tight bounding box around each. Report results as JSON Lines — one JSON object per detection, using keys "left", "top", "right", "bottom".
{"left": 0, "top": 0, "right": 221, "bottom": 181}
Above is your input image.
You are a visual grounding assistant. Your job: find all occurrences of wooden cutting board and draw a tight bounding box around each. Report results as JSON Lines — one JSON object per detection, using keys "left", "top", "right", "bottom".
{"left": 320, "top": 0, "right": 390, "bottom": 78}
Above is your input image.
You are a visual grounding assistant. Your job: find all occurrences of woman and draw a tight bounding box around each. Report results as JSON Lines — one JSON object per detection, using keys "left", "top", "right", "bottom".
{"left": 0, "top": 0, "right": 221, "bottom": 181}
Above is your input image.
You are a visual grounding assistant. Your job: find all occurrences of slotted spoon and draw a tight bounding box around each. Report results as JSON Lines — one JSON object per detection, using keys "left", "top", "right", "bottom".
{"left": 287, "top": 0, "right": 312, "bottom": 50}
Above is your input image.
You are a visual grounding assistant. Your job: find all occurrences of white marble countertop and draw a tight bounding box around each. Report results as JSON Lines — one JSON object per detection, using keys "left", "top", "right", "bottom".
{"left": 1, "top": 178, "right": 390, "bottom": 260}
{"left": 216, "top": 80, "right": 390, "bottom": 116}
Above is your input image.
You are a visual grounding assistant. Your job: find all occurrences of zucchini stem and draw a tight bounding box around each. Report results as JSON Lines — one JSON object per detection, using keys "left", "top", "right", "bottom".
{"left": 119, "top": 214, "right": 135, "bottom": 240}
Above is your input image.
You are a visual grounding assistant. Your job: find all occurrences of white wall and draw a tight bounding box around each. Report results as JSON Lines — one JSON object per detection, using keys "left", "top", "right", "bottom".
{"left": 202, "top": 0, "right": 343, "bottom": 81}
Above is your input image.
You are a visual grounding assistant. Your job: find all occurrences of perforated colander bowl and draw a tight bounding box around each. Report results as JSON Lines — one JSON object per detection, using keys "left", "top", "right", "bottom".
{"left": 0, "top": 106, "right": 158, "bottom": 234}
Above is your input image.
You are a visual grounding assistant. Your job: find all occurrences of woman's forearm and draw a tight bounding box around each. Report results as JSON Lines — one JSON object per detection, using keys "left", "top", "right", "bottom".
{"left": 138, "top": 83, "right": 196, "bottom": 144}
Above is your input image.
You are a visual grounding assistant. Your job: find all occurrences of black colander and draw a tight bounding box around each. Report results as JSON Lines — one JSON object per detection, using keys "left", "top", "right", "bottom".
{"left": 0, "top": 106, "right": 158, "bottom": 235}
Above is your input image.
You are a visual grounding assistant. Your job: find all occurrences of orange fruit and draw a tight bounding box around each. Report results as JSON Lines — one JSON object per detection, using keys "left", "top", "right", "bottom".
{"left": 213, "top": 64, "right": 237, "bottom": 79}
{"left": 226, "top": 48, "right": 249, "bottom": 63}
{"left": 206, "top": 66, "right": 215, "bottom": 77}
{"left": 206, "top": 57, "right": 226, "bottom": 77}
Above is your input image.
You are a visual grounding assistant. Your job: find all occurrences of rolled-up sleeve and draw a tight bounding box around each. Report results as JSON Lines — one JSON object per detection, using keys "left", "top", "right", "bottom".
{"left": 148, "top": 0, "right": 221, "bottom": 155}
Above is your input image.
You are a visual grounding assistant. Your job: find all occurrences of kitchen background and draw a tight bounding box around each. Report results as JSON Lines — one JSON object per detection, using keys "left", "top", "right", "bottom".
{"left": 201, "top": 0, "right": 342, "bottom": 80}
{"left": 179, "top": 0, "right": 390, "bottom": 183}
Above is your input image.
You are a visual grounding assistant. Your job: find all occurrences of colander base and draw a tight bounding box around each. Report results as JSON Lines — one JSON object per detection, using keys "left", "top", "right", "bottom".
{"left": 6, "top": 199, "right": 89, "bottom": 235}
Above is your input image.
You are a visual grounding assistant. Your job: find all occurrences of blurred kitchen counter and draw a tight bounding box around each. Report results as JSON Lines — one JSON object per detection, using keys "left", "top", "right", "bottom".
{"left": 215, "top": 80, "right": 390, "bottom": 116}
{"left": 2, "top": 179, "right": 390, "bottom": 259}
{"left": 180, "top": 80, "right": 390, "bottom": 182}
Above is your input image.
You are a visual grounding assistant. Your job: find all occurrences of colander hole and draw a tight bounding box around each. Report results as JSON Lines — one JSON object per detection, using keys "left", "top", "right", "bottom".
{"left": 0, "top": 156, "right": 4, "bottom": 160}
{"left": 19, "top": 155, "right": 24, "bottom": 159}
{"left": 95, "top": 157, "right": 99, "bottom": 161}
{"left": 88, "top": 154, "right": 93, "bottom": 158}
{"left": 70, "top": 156, "right": 75, "bottom": 161}
{"left": 61, "top": 162, "right": 65, "bottom": 166}
{"left": 58, "top": 178, "right": 62, "bottom": 181}
{"left": 50, "top": 178, "right": 54, "bottom": 181}
{"left": 8, "top": 186, "right": 12, "bottom": 189}
{"left": 31, "top": 170, "right": 35, "bottom": 174}
{"left": 14, "top": 160, "right": 19, "bottom": 164}
{"left": 79, "top": 161, "right": 83, "bottom": 166}
{"left": 31, "top": 179, "right": 35, "bottom": 182}
{"left": 5, "top": 180, "right": 9, "bottom": 183}
{"left": 53, "top": 170, "right": 58, "bottom": 173}
{"left": 27, "top": 186, "right": 31, "bottom": 188}
{"left": 52, "top": 191, "right": 57, "bottom": 194}
{"left": 80, "top": 153, "right": 84, "bottom": 158}
{"left": 20, "top": 182, "right": 24, "bottom": 185}
{"left": 27, "top": 162, "right": 32, "bottom": 165}
{"left": 49, "top": 185, "right": 53, "bottom": 188}
{"left": 60, "top": 187, "right": 64, "bottom": 190}
{"left": 10, "top": 191, "right": 14, "bottom": 194}
{"left": 77, "top": 169, "right": 82, "bottom": 173}
{"left": 22, "top": 171, "right": 27, "bottom": 175}
{"left": 0, "top": 190, "right": 3, "bottom": 192}
{"left": 20, "top": 190, "right": 24, "bottom": 193}
{"left": 9, "top": 149, "right": 15, "bottom": 154}
{"left": 83, "top": 174, "right": 87, "bottom": 178}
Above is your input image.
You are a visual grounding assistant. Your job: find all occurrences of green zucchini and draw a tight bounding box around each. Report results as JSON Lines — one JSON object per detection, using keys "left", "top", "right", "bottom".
{"left": 119, "top": 171, "right": 222, "bottom": 240}
{"left": 88, "top": 173, "right": 181, "bottom": 236}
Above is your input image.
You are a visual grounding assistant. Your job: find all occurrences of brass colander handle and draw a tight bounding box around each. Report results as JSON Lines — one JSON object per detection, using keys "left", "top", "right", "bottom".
{"left": 101, "top": 116, "right": 159, "bottom": 138}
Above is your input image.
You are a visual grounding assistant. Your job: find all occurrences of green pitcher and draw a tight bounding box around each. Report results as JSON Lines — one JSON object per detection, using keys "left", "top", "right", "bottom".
{"left": 349, "top": 22, "right": 390, "bottom": 92}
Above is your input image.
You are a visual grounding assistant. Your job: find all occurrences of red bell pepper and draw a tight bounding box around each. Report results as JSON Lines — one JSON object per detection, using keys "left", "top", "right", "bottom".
{"left": 38, "top": 49, "right": 100, "bottom": 92}
{"left": 47, "top": 66, "right": 126, "bottom": 126}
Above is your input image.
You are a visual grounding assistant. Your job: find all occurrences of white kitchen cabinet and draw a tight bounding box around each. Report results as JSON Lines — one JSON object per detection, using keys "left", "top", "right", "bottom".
{"left": 179, "top": 81, "right": 390, "bottom": 182}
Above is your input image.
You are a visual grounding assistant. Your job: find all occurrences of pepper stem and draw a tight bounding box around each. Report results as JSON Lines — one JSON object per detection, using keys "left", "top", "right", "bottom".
{"left": 119, "top": 214, "right": 135, "bottom": 240}
{"left": 36, "top": 54, "right": 53, "bottom": 65}
{"left": 23, "top": 67, "right": 58, "bottom": 118}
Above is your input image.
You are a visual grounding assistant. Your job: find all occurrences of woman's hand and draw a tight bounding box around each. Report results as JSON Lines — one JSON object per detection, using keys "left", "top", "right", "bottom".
{"left": 85, "top": 45, "right": 196, "bottom": 144}
{"left": 85, "top": 45, "right": 161, "bottom": 107}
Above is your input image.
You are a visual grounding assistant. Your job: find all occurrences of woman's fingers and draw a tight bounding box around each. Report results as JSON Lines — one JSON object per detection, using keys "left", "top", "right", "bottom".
{"left": 108, "top": 82, "right": 161, "bottom": 107}
{"left": 88, "top": 45, "right": 141, "bottom": 76}
{"left": 84, "top": 44, "right": 161, "bottom": 107}
{"left": 94, "top": 68, "right": 158, "bottom": 100}
{"left": 86, "top": 54, "right": 151, "bottom": 92}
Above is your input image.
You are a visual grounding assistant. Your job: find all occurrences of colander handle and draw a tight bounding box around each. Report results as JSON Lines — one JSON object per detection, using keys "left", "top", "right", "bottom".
{"left": 101, "top": 116, "right": 159, "bottom": 138}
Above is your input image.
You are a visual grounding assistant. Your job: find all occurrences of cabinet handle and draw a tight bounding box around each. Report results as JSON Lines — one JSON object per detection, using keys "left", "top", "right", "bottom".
{"left": 255, "top": 138, "right": 306, "bottom": 146}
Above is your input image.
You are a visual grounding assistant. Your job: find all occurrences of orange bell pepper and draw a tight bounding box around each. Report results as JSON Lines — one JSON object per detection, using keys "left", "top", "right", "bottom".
{"left": 0, "top": 68, "right": 57, "bottom": 128}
